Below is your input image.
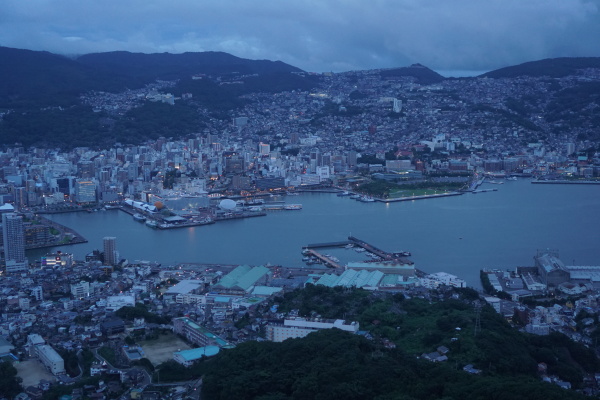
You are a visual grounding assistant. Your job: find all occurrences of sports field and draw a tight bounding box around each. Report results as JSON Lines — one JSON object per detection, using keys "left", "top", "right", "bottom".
{"left": 140, "top": 333, "right": 192, "bottom": 365}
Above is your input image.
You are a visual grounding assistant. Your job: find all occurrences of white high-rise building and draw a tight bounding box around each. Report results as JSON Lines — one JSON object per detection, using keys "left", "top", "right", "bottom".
{"left": 2, "top": 213, "right": 28, "bottom": 273}
{"left": 31, "top": 286, "right": 43, "bottom": 301}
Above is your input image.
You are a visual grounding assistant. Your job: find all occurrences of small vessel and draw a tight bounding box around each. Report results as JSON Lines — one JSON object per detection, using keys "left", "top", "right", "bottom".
{"left": 284, "top": 204, "right": 302, "bottom": 210}
{"left": 145, "top": 220, "right": 158, "bottom": 228}
{"left": 350, "top": 194, "right": 361, "bottom": 200}
{"left": 337, "top": 191, "right": 351, "bottom": 197}
{"left": 360, "top": 196, "right": 375, "bottom": 202}
{"left": 393, "top": 251, "right": 411, "bottom": 257}
{"left": 133, "top": 213, "right": 146, "bottom": 222}
{"left": 244, "top": 198, "right": 265, "bottom": 206}
{"left": 507, "top": 176, "right": 517, "bottom": 181}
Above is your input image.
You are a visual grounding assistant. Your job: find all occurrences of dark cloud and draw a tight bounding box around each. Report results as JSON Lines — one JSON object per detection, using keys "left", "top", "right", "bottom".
{"left": 1, "top": 0, "right": 599, "bottom": 73}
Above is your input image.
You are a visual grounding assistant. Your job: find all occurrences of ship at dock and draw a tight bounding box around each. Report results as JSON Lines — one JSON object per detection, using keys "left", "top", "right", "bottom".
{"left": 133, "top": 213, "right": 146, "bottom": 222}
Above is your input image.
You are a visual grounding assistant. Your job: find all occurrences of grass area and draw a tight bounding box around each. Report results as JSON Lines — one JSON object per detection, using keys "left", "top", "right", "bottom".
{"left": 98, "top": 346, "right": 117, "bottom": 365}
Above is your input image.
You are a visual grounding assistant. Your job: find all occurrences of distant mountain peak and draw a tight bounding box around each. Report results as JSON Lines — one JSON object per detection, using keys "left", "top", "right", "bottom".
{"left": 481, "top": 57, "right": 600, "bottom": 78}
{"left": 380, "top": 63, "right": 444, "bottom": 84}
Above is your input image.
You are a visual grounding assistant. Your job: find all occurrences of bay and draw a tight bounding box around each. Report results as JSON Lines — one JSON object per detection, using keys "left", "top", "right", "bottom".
{"left": 30, "top": 179, "right": 600, "bottom": 287}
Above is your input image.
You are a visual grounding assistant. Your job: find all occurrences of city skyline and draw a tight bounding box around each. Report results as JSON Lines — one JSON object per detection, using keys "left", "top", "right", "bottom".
{"left": 2, "top": 0, "right": 600, "bottom": 75}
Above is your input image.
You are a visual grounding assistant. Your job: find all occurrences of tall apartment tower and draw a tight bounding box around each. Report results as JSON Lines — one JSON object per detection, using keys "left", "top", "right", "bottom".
{"left": 103, "top": 236, "right": 118, "bottom": 266}
{"left": 3, "top": 213, "right": 28, "bottom": 273}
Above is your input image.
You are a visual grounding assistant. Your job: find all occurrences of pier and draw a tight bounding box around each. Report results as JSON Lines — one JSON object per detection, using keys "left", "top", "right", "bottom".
{"left": 471, "top": 188, "right": 498, "bottom": 194}
{"left": 380, "top": 192, "right": 463, "bottom": 203}
{"left": 348, "top": 236, "right": 414, "bottom": 265}
{"left": 303, "top": 241, "right": 352, "bottom": 249}
{"left": 303, "top": 249, "right": 343, "bottom": 269}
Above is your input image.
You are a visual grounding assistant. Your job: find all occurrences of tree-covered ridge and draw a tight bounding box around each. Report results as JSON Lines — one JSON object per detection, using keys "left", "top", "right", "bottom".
{"left": 200, "top": 329, "right": 588, "bottom": 400}
{"left": 76, "top": 50, "right": 303, "bottom": 81}
{"left": 265, "top": 286, "right": 599, "bottom": 388}
{"left": 481, "top": 57, "right": 600, "bottom": 79}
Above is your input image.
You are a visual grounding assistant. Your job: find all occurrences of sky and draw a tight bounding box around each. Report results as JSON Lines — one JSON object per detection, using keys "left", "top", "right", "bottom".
{"left": 2, "top": 0, "right": 600, "bottom": 76}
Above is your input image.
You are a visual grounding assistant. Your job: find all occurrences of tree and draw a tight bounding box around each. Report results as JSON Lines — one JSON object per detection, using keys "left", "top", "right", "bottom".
{"left": 0, "top": 361, "right": 22, "bottom": 397}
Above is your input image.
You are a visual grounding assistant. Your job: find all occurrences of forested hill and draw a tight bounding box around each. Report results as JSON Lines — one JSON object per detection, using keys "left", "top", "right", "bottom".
{"left": 155, "top": 286, "right": 598, "bottom": 399}
{"left": 0, "top": 46, "right": 303, "bottom": 109}
{"left": 0, "top": 46, "right": 131, "bottom": 109}
{"left": 481, "top": 57, "right": 600, "bottom": 79}
{"left": 76, "top": 50, "right": 302, "bottom": 81}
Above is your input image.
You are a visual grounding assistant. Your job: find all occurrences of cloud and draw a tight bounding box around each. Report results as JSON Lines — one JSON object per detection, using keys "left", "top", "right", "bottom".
{"left": 1, "top": 0, "right": 599, "bottom": 73}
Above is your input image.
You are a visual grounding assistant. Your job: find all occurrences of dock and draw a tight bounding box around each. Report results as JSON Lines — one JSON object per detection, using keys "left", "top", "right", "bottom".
{"left": 303, "top": 241, "right": 352, "bottom": 249}
{"left": 471, "top": 188, "right": 498, "bottom": 194}
{"left": 380, "top": 192, "right": 463, "bottom": 203}
{"left": 348, "top": 236, "right": 414, "bottom": 265}
{"left": 303, "top": 249, "right": 343, "bottom": 269}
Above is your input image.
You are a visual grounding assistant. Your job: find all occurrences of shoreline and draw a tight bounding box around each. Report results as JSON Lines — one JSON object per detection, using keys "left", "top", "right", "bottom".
{"left": 531, "top": 180, "right": 600, "bottom": 185}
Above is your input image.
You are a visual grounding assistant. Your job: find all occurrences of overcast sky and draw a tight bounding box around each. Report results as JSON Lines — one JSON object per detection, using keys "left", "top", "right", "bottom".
{"left": 2, "top": 0, "right": 600, "bottom": 76}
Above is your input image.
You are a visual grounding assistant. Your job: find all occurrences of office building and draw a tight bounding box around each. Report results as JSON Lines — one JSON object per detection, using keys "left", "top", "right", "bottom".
{"left": 75, "top": 179, "right": 97, "bottom": 203}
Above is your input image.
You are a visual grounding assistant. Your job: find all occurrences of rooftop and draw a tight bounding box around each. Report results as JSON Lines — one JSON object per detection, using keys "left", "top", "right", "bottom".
{"left": 174, "top": 346, "right": 220, "bottom": 361}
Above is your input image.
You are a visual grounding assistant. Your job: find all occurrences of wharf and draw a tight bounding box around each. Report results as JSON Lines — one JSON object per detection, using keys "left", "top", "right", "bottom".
{"left": 157, "top": 219, "right": 215, "bottom": 229}
{"left": 531, "top": 180, "right": 600, "bottom": 185}
{"left": 380, "top": 192, "right": 463, "bottom": 203}
{"left": 348, "top": 236, "right": 414, "bottom": 265}
{"left": 296, "top": 188, "right": 340, "bottom": 193}
{"left": 471, "top": 188, "right": 498, "bottom": 194}
{"left": 263, "top": 204, "right": 286, "bottom": 211}
{"left": 303, "top": 241, "right": 352, "bottom": 249}
{"left": 304, "top": 249, "right": 343, "bottom": 269}
{"left": 214, "top": 212, "right": 267, "bottom": 222}
{"left": 28, "top": 216, "right": 88, "bottom": 249}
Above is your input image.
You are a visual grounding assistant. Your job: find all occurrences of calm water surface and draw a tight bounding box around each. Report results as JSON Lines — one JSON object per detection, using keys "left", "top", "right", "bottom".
{"left": 33, "top": 180, "right": 600, "bottom": 286}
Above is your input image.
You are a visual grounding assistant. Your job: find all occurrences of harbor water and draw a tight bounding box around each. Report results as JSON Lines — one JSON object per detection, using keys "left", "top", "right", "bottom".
{"left": 32, "top": 179, "right": 600, "bottom": 286}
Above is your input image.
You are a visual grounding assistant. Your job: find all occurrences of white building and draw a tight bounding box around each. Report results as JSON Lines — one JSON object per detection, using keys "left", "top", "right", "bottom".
{"left": 266, "top": 318, "right": 359, "bottom": 342}
{"left": 31, "top": 286, "right": 43, "bottom": 301}
{"left": 420, "top": 272, "right": 466, "bottom": 289}
{"left": 71, "top": 281, "right": 91, "bottom": 299}
{"left": 105, "top": 295, "right": 135, "bottom": 311}
{"left": 37, "top": 344, "right": 65, "bottom": 375}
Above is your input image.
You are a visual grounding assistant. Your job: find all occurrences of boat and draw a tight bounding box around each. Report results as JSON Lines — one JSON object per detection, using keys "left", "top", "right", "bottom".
{"left": 507, "top": 176, "right": 517, "bottom": 181}
{"left": 133, "top": 213, "right": 146, "bottom": 222}
{"left": 360, "top": 196, "right": 375, "bottom": 202}
{"left": 350, "top": 194, "right": 362, "bottom": 200}
{"left": 284, "top": 204, "right": 302, "bottom": 210}
{"left": 337, "top": 191, "right": 351, "bottom": 197}
{"left": 286, "top": 191, "right": 299, "bottom": 196}
{"left": 145, "top": 220, "right": 158, "bottom": 228}
{"left": 393, "top": 251, "right": 411, "bottom": 257}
